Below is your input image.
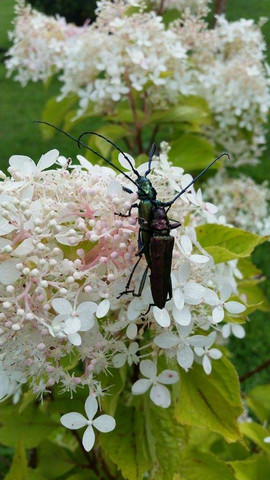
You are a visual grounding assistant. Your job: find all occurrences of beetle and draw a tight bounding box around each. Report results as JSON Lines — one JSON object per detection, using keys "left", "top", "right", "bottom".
{"left": 36, "top": 121, "right": 229, "bottom": 310}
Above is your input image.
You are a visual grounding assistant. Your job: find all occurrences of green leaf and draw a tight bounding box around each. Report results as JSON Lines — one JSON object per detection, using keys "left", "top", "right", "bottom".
{"left": 169, "top": 134, "right": 215, "bottom": 171}
{"left": 4, "top": 438, "right": 28, "bottom": 480}
{"left": 99, "top": 400, "right": 152, "bottom": 480}
{"left": 239, "top": 422, "right": 270, "bottom": 452}
{"left": 238, "top": 281, "right": 270, "bottom": 313}
{"left": 40, "top": 95, "right": 78, "bottom": 140}
{"left": 229, "top": 456, "right": 270, "bottom": 480}
{"left": 237, "top": 258, "right": 262, "bottom": 279}
{"left": 0, "top": 404, "right": 58, "bottom": 448}
{"left": 93, "top": 124, "right": 130, "bottom": 156}
{"left": 246, "top": 384, "right": 270, "bottom": 423}
{"left": 178, "top": 449, "right": 236, "bottom": 480}
{"left": 196, "top": 225, "right": 267, "bottom": 264}
{"left": 144, "top": 399, "right": 185, "bottom": 480}
{"left": 36, "top": 440, "right": 75, "bottom": 478}
{"left": 175, "top": 356, "right": 242, "bottom": 442}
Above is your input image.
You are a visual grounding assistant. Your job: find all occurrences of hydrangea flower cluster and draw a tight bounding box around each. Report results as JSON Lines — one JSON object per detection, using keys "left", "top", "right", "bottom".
{"left": 0, "top": 141, "right": 247, "bottom": 440}
{"left": 204, "top": 172, "right": 270, "bottom": 235}
{"left": 6, "top": 1, "right": 270, "bottom": 165}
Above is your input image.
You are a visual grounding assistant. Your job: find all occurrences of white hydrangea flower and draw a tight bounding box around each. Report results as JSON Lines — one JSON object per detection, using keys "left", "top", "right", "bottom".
{"left": 222, "top": 322, "right": 246, "bottom": 339}
{"left": 193, "top": 332, "right": 222, "bottom": 374}
{"left": 204, "top": 284, "right": 246, "bottom": 324}
{"left": 132, "top": 360, "right": 179, "bottom": 408}
{"left": 61, "top": 395, "right": 116, "bottom": 451}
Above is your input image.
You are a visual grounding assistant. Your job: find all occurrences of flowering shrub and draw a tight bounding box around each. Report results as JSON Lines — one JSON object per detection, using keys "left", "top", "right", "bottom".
{"left": 6, "top": 0, "right": 270, "bottom": 166}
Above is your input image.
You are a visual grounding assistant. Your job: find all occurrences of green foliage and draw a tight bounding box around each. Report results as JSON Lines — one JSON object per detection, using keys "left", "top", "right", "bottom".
{"left": 178, "top": 449, "right": 236, "bottom": 480}
{"left": 28, "top": 0, "right": 97, "bottom": 25}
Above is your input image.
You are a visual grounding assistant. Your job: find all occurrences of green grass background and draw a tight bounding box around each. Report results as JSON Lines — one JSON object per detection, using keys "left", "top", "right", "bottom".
{"left": 0, "top": 0, "right": 270, "bottom": 398}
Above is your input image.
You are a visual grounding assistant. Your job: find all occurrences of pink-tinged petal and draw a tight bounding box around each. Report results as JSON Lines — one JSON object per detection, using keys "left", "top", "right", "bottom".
{"left": 64, "top": 317, "right": 81, "bottom": 335}
{"left": 85, "top": 395, "right": 98, "bottom": 420}
{"left": 118, "top": 152, "right": 135, "bottom": 171}
{"left": 9, "top": 155, "right": 36, "bottom": 175}
{"left": 37, "top": 149, "right": 59, "bottom": 171}
{"left": 150, "top": 384, "right": 171, "bottom": 408}
{"left": 68, "top": 333, "right": 81, "bottom": 346}
{"left": 113, "top": 353, "right": 126, "bottom": 368}
{"left": 231, "top": 324, "right": 246, "bottom": 339}
{"left": 209, "top": 348, "right": 222, "bottom": 360}
{"left": 82, "top": 425, "right": 95, "bottom": 452}
{"left": 220, "top": 284, "right": 232, "bottom": 302}
{"left": 140, "top": 359, "right": 157, "bottom": 379}
{"left": 96, "top": 299, "right": 110, "bottom": 318}
{"left": 126, "top": 323, "right": 137, "bottom": 339}
{"left": 173, "top": 287, "right": 185, "bottom": 310}
{"left": 132, "top": 379, "right": 152, "bottom": 395}
{"left": 222, "top": 324, "right": 231, "bottom": 339}
{"left": 224, "top": 301, "right": 246, "bottom": 314}
{"left": 153, "top": 307, "right": 170, "bottom": 328}
{"left": 0, "top": 260, "right": 21, "bottom": 285}
{"left": 173, "top": 306, "right": 191, "bottom": 326}
{"left": 154, "top": 332, "right": 179, "bottom": 349}
{"left": 190, "top": 254, "right": 209, "bottom": 264}
{"left": 205, "top": 202, "right": 218, "bottom": 214}
{"left": 157, "top": 370, "right": 179, "bottom": 385}
{"left": 52, "top": 298, "right": 72, "bottom": 315}
{"left": 92, "top": 414, "right": 116, "bottom": 433}
{"left": 212, "top": 305, "right": 224, "bottom": 324}
{"left": 177, "top": 345, "right": 194, "bottom": 370}
{"left": 60, "top": 412, "right": 87, "bottom": 430}
{"left": 202, "top": 355, "right": 212, "bottom": 375}
{"left": 181, "top": 235, "right": 192, "bottom": 255}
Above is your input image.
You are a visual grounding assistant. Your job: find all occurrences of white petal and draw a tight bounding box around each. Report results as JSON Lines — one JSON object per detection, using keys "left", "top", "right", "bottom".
{"left": 173, "top": 288, "right": 185, "bottom": 310}
{"left": 85, "top": 395, "right": 98, "bottom": 420}
{"left": 0, "top": 260, "right": 21, "bottom": 285}
{"left": 77, "top": 301, "right": 97, "bottom": 316}
{"left": 212, "top": 305, "right": 224, "bottom": 324}
{"left": 184, "top": 282, "right": 205, "bottom": 305}
{"left": 0, "top": 216, "right": 16, "bottom": 235}
{"left": 77, "top": 155, "right": 92, "bottom": 170}
{"left": 202, "top": 355, "right": 212, "bottom": 375}
{"left": 118, "top": 152, "right": 135, "bottom": 171}
{"left": 153, "top": 307, "right": 170, "bottom": 327}
{"left": 79, "top": 316, "right": 95, "bottom": 332}
{"left": 177, "top": 261, "right": 191, "bottom": 282}
{"left": 68, "top": 333, "right": 81, "bottom": 346}
{"left": 181, "top": 235, "right": 192, "bottom": 255}
{"left": 154, "top": 332, "right": 179, "bottom": 349}
{"left": 204, "top": 289, "right": 220, "bottom": 306}
{"left": 113, "top": 353, "right": 126, "bottom": 368}
{"left": 52, "top": 298, "right": 72, "bottom": 315}
{"left": 190, "top": 254, "right": 209, "bottom": 264}
{"left": 13, "top": 238, "right": 35, "bottom": 256}
{"left": 140, "top": 359, "right": 157, "bottom": 379}
{"left": 222, "top": 323, "right": 231, "bottom": 338}
{"left": 129, "top": 342, "right": 139, "bottom": 354}
{"left": 205, "top": 202, "right": 218, "bottom": 214}
{"left": 126, "top": 323, "right": 137, "bottom": 339}
{"left": 127, "top": 298, "right": 142, "bottom": 321}
{"left": 224, "top": 301, "right": 246, "bottom": 314}
{"left": 96, "top": 299, "right": 110, "bottom": 318}
{"left": 60, "top": 412, "right": 87, "bottom": 430}
{"left": 82, "top": 425, "right": 95, "bottom": 452}
{"left": 92, "top": 414, "right": 116, "bottom": 433}
{"left": 150, "top": 384, "right": 171, "bottom": 408}
{"left": 132, "top": 378, "right": 151, "bottom": 395}
{"left": 172, "top": 306, "right": 191, "bottom": 326}
{"left": 37, "top": 149, "right": 59, "bottom": 171}
{"left": 157, "top": 370, "right": 179, "bottom": 385}
{"left": 9, "top": 155, "right": 36, "bottom": 176}
{"left": 220, "top": 284, "right": 232, "bottom": 302}
{"left": 264, "top": 436, "right": 270, "bottom": 443}
{"left": 189, "top": 334, "right": 211, "bottom": 348}
{"left": 177, "top": 345, "right": 194, "bottom": 370}
{"left": 209, "top": 348, "right": 222, "bottom": 360}
{"left": 64, "top": 317, "right": 81, "bottom": 335}
{"left": 231, "top": 324, "right": 246, "bottom": 338}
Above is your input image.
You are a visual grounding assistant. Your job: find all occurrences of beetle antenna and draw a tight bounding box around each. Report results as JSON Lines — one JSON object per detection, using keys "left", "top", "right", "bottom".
{"left": 78, "top": 131, "right": 140, "bottom": 178}
{"left": 35, "top": 121, "right": 156, "bottom": 204}
{"left": 164, "top": 152, "right": 230, "bottom": 210}
{"left": 145, "top": 143, "right": 156, "bottom": 176}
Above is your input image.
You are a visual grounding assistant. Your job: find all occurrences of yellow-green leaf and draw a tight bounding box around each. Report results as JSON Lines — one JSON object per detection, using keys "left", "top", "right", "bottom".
{"left": 196, "top": 225, "right": 267, "bottom": 264}
{"left": 175, "top": 356, "right": 242, "bottom": 442}
{"left": 246, "top": 384, "right": 270, "bottom": 423}
{"left": 40, "top": 95, "right": 78, "bottom": 139}
{"left": 229, "top": 456, "right": 270, "bottom": 480}
{"left": 178, "top": 449, "right": 236, "bottom": 480}
{"left": 4, "top": 438, "right": 28, "bottom": 480}
{"left": 170, "top": 134, "right": 216, "bottom": 171}
{"left": 239, "top": 422, "right": 270, "bottom": 452}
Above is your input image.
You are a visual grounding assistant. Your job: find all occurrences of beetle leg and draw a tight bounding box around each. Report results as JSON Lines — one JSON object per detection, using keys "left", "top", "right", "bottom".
{"left": 141, "top": 303, "right": 155, "bottom": 316}
{"left": 122, "top": 186, "right": 133, "bottom": 194}
{"left": 117, "top": 265, "right": 149, "bottom": 299}
{"left": 114, "top": 203, "right": 139, "bottom": 217}
{"left": 169, "top": 221, "right": 181, "bottom": 230}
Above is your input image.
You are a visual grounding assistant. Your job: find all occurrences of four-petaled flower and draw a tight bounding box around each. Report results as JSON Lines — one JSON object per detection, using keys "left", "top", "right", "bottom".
{"left": 204, "top": 284, "right": 246, "bottom": 324}
{"left": 61, "top": 395, "right": 116, "bottom": 451}
{"left": 132, "top": 359, "right": 179, "bottom": 408}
